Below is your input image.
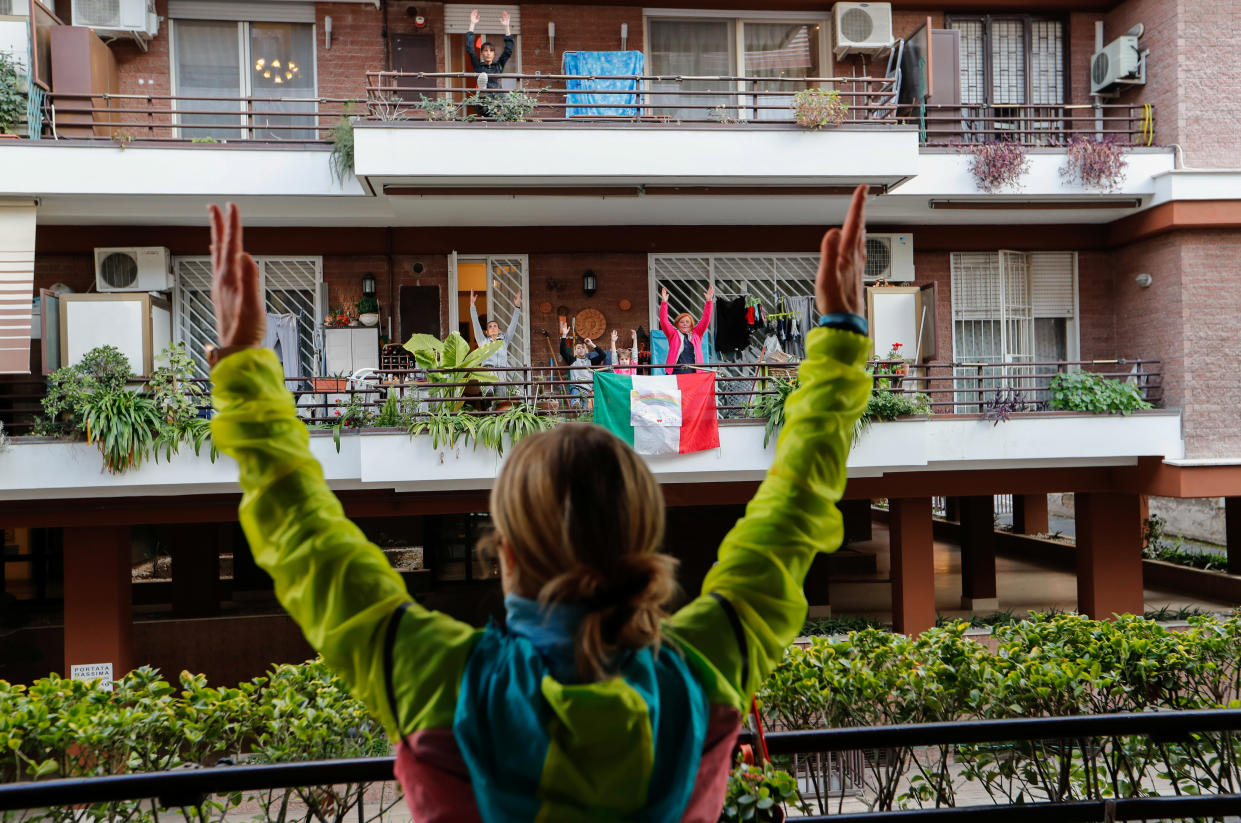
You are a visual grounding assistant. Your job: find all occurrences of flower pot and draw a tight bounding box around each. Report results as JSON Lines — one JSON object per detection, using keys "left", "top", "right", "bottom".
{"left": 358, "top": 312, "right": 379, "bottom": 327}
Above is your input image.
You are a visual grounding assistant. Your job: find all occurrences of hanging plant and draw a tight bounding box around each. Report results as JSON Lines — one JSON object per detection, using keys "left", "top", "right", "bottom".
{"left": 1060, "top": 137, "right": 1128, "bottom": 191}
{"left": 792, "top": 88, "right": 849, "bottom": 130}
{"left": 968, "top": 142, "right": 1030, "bottom": 192}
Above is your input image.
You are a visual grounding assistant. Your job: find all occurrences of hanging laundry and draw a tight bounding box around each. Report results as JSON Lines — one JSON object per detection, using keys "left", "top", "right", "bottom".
{"left": 562, "top": 51, "right": 645, "bottom": 117}
{"left": 787, "top": 296, "right": 816, "bottom": 360}
{"left": 261, "top": 313, "right": 300, "bottom": 382}
{"left": 714, "top": 296, "right": 751, "bottom": 355}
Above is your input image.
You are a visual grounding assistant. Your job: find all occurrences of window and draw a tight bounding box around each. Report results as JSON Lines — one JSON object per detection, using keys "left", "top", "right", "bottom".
{"left": 173, "top": 257, "right": 322, "bottom": 378}
{"left": 646, "top": 15, "right": 826, "bottom": 121}
{"left": 948, "top": 15, "right": 1065, "bottom": 141}
{"left": 171, "top": 20, "right": 316, "bottom": 140}
{"left": 950, "top": 251, "right": 1077, "bottom": 409}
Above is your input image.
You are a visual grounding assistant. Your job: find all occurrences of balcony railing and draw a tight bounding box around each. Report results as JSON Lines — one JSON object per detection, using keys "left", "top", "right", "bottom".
{"left": 364, "top": 71, "right": 899, "bottom": 125}
{"left": 4, "top": 709, "right": 1241, "bottom": 820}
{"left": 920, "top": 102, "right": 1154, "bottom": 147}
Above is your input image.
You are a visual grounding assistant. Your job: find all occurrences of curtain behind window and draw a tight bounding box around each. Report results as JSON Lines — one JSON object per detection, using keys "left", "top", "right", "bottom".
{"left": 174, "top": 20, "right": 242, "bottom": 140}
{"left": 649, "top": 19, "right": 733, "bottom": 120}
{"left": 743, "top": 23, "right": 819, "bottom": 121}
{"left": 249, "top": 22, "right": 316, "bottom": 139}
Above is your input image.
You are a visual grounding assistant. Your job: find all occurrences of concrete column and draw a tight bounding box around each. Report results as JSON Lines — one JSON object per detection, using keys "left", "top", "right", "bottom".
{"left": 63, "top": 526, "right": 133, "bottom": 679}
{"left": 840, "top": 498, "right": 873, "bottom": 543}
{"left": 959, "top": 495, "right": 998, "bottom": 611}
{"left": 1226, "top": 498, "right": 1241, "bottom": 576}
{"left": 169, "top": 524, "right": 222, "bottom": 619}
{"left": 889, "top": 497, "right": 936, "bottom": 635}
{"left": 1076, "top": 492, "right": 1144, "bottom": 619}
{"left": 1012, "top": 494, "right": 1050, "bottom": 536}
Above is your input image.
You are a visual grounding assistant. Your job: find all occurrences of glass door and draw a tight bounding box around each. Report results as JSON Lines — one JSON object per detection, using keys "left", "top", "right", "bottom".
{"left": 741, "top": 22, "right": 822, "bottom": 121}
{"left": 648, "top": 19, "right": 734, "bottom": 121}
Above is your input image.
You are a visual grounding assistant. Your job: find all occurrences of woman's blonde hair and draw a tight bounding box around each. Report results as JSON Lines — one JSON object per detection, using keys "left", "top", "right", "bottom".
{"left": 487, "top": 424, "right": 678, "bottom": 680}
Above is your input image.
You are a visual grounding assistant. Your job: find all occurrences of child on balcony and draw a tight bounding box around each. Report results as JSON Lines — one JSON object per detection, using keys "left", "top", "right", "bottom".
{"left": 609, "top": 328, "right": 638, "bottom": 375}
{"left": 558, "top": 320, "right": 604, "bottom": 408}
{"left": 659, "top": 284, "right": 715, "bottom": 375}
{"left": 203, "top": 185, "right": 872, "bottom": 823}
{"left": 469, "top": 288, "right": 521, "bottom": 397}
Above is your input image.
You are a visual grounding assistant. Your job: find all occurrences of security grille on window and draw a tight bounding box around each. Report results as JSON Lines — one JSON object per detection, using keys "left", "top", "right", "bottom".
{"left": 947, "top": 15, "right": 1065, "bottom": 141}
{"left": 950, "top": 251, "right": 1077, "bottom": 411}
{"left": 173, "top": 257, "right": 322, "bottom": 379}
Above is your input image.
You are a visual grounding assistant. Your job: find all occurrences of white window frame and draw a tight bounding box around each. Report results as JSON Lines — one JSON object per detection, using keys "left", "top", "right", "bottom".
{"left": 643, "top": 11, "right": 831, "bottom": 78}
{"left": 172, "top": 255, "right": 324, "bottom": 377}
{"left": 168, "top": 18, "right": 319, "bottom": 140}
{"left": 447, "top": 252, "right": 531, "bottom": 368}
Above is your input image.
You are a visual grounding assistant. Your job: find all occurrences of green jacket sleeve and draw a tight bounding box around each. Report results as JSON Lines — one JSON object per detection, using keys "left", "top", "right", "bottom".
{"left": 210, "top": 348, "right": 478, "bottom": 738}
{"left": 667, "top": 327, "right": 872, "bottom": 709}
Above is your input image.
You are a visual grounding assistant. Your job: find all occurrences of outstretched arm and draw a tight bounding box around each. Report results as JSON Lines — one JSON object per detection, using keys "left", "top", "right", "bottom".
{"left": 694, "top": 285, "right": 715, "bottom": 337}
{"left": 468, "top": 291, "right": 486, "bottom": 345}
{"left": 667, "top": 186, "right": 872, "bottom": 708}
{"left": 657, "top": 287, "right": 675, "bottom": 338}
{"left": 503, "top": 290, "right": 522, "bottom": 342}
{"left": 208, "top": 204, "right": 477, "bottom": 739}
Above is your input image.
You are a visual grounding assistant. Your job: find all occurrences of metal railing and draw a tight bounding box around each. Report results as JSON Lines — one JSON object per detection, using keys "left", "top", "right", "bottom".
{"left": 364, "top": 71, "right": 899, "bottom": 125}
{"left": 5, "top": 709, "right": 1241, "bottom": 820}
{"left": 920, "top": 103, "right": 1154, "bottom": 147}
{"left": 40, "top": 92, "right": 359, "bottom": 142}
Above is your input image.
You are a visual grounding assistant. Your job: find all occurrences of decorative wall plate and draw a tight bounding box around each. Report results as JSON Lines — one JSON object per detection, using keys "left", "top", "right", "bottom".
{"left": 574, "top": 307, "right": 607, "bottom": 340}
{"left": 618, "top": 298, "right": 632, "bottom": 311}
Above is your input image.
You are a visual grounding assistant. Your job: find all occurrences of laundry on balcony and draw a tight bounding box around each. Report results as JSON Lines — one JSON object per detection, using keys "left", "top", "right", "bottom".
{"left": 562, "top": 51, "right": 645, "bottom": 117}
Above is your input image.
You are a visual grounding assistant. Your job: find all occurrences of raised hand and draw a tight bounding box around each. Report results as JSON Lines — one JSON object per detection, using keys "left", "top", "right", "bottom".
{"left": 585, "top": 338, "right": 596, "bottom": 349}
{"left": 660, "top": 286, "right": 669, "bottom": 303}
{"left": 208, "top": 203, "right": 265, "bottom": 352}
{"left": 560, "top": 321, "right": 570, "bottom": 338}
{"left": 470, "top": 290, "right": 478, "bottom": 306}
{"left": 469, "top": 8, "right": 480, "bottom": 29}
{"left": 630, "top": 329, "right": 638, "bottom": 342}
{"left": 705, "top": 284, "right": 715, "bottom": 303}
{"left": 816, "top": 184, "right": 869, "bottom": 316}
{"left": 610, "top": 329, "right": 619, "bottom": 345}
{"left": 499, "top": 10, "right": 511, "bottom": 31}
{"left": 513, "top": 289, "right": 522, "bottom": 308}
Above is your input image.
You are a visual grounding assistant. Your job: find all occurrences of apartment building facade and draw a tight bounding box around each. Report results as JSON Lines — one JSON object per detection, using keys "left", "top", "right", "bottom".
{"left": 0, "top": 0, "right": 1238, "bottom": 685}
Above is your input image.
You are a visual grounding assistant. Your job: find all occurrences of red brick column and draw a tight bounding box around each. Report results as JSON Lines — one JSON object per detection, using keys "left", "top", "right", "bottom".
{"left": 63, "top": 526, "right": 133, "bottom": 679}
{"left": 889, "top": 497, "right": 936, "bottom": 635}
{"left": 1013, "top": 494, "right": 1050, "bottom": 535}
{"left": 959, "top": 495, "right": 998, "bottom": 611}
{"left": 1076, "top": 493, "right": 1143, "bottom": 619}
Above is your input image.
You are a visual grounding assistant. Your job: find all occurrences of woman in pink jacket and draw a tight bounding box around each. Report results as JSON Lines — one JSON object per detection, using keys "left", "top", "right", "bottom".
{"left": 659, "top": 284, "right": 714, "bottom": 375}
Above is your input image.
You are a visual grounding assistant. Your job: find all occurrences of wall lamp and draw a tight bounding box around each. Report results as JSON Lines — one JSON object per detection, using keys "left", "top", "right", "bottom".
{"left": 548, "top": 21, "right": 555, "bottom": 54}
{"left": 1135, "top": 273, "right": 1153, "bottom": 288}
{"left": 362, "top": 272, "right": 376, "bottom": 296}
{"left": 621, "top": 22, "right": 628, "bottom": 50}
{"left": 582, "top": 269, "right": 598, "bottom": 297}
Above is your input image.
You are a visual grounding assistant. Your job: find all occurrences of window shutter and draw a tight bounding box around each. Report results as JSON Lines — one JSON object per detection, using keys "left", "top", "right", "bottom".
{"left": 949, "top": 20, "right": 985, "bottom": 106}
{"left": 443, "top": 4, "right": 521, "bottom": 35}
{"left": 168, "top": 1, "right": 315, "bottom": 23}
{"left": 990, "top": 20, "right": 1026, "bottom": 105}
{"left": 1029, "top": 252, "right": 1076, "bottom": 318}
{"left": 949, "top": 252, "right": 1001, "bottom": 318}
{"left": 1030, "top": 20, "right": 1064, "bottom": 105}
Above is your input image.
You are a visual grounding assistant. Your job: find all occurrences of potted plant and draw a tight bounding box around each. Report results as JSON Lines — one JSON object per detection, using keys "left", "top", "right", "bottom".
{"left": 792, "top": 87, "right": 849, "bottom": 130}
{"left": 356, "top": 296, "right": 380, "bottom": 327}
{"left": 968, "top": 141, "right": 1030, "bottom": 192}
{"left": 325, "top": 307, "right": 353, "bottom": 328}
{"left": 0, "top": 50, "right": 28, "bottom": 137}
{"left": 885, "top": 342, "right": 908, "bottom": 376}
{"left": 1060, "top": 136, "right": 1128, "bottom": 191}
{"left": 719, "top": 758, "right": 807, "bottom": 823}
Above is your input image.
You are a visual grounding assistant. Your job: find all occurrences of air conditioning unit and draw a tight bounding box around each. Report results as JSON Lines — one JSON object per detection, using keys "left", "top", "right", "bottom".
{"left": 1091, "top": 35, "right": 1143, "bottom": 95}
{"left": 864, "top": 233, "right": 914, "bottom": 282}
{"left": 832, "top": 2, "right": 894, "bottom": 58}
{"left": 72, "top": 0, "right": 159, "bottom": 41}
{"left": 94, "top": 247, "right": 172, "bottom": 292}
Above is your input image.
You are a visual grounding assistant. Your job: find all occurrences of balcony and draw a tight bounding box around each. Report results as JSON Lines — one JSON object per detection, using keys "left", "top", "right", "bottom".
{"left": 0, "top": 358, "right": 1180, "bottom": 502}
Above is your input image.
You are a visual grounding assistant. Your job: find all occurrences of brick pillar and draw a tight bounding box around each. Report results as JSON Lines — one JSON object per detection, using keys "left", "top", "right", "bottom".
{"left": 840, "top": 498, "right": 873, "bottom": 543}
{"left": 889, "top": 497, "right": 936, "bottom": 635}
{"left": 1012, "top": 494, "right": 1050, "bottom": 535}
{"left": 63, "top": 526, "right": 133, "bottom": 679}
{"left": 959, "top": 495, "right": 998, "bottom": 611}
{"left": 169, "top": 524, "right": 222, "bottom": 619}
{"left": 1227, "top": 498, "right": 1241, "bottom": 576}
{"left": 1076, "top": 493, "right": 1143, "bottom": 619}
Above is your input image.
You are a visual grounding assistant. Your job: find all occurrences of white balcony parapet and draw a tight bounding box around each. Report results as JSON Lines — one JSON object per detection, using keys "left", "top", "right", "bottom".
{"left": 0, "top": 411, "right": 1184, "bottom": 501}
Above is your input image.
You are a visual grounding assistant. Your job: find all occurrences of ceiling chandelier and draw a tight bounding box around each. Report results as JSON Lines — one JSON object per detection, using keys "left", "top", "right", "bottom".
{"left": 254, "top": 57, "right": 300, "bottom": 84}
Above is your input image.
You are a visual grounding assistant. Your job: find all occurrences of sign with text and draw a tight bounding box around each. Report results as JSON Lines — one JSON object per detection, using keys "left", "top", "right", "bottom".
{"left": 70, "top": 662, "right": 114, "bottom": 690}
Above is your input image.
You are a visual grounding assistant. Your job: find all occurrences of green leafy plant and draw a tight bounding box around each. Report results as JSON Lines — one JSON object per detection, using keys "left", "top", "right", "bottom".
{"left": 0, "top": 50, "right": 27, "bottom": 136}
{"left": 417, "top": 93, "right": 469, "bottom": 122}
{"left": 329, "top": 114, "right": 355, "bottom": 183}
{"left": 356, "top": 295, "right": 379, "bottom": 315}
{"left": 473, "top": 402, "right": 557, "bottom": 457}
{"left": 792, "top": 87, "right": 849, "bottom": 130}
{"left": 749, "top": 376, "right": 798, "bottom": 447}
{"left": 402, "top": 331, "right": 502, "bottom": 410}
{"left": 1142, "top": 514, "right": 1227, "bottom": 571}
{"left": 720, "top": 757, "right": 807, "bottom": 822}
{"left": 464, "top": 87, "right": 542, "bottom": 122}
{"left": 190, "top": 136, "right": 220, "bottom": 144}
{"left": 1048, "top": 371, "right": 1152, "bottom": 415}
{"left": 408, "top": 401, "right": 477, "bottom": 450}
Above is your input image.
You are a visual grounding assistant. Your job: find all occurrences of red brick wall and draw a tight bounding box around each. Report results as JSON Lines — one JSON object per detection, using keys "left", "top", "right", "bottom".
{"left": 528, "top": 253, "right": 649, "bottom": 357}
{"left": 1104, "top": 0, "right": 1178, "bottom": 153}
{"left": 1067, "top": 12, "right": 1104, "bottom": 105}
{"left": 315, "top": 2, "right": 386, "bottom": 100}
{"left": 521, "top": 4, "right": 644, "bottom": 77}
{"left": 1169, "top": 0, "right": 1241, "bottom": 168}
{"left": 1076, "top": 250, "right": 1116, "bottom": 362}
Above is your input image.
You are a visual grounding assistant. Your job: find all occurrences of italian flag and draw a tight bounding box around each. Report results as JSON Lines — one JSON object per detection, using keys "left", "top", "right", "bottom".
{"left": 593, "top": 372, "right": 720, "bottom": 455}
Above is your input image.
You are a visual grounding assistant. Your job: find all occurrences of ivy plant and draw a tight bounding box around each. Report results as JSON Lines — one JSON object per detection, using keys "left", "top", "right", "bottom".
{"left": 1048, "top": 371, "right": 1151, "bottom": 415}
{"left": 0, "top": 50, "right": 26, "bottom": 136}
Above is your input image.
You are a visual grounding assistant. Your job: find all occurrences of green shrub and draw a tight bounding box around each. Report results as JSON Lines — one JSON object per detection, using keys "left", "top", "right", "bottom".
{"left": 1048, "top": 370, "right": 1151, "bottom": 415}
{"left": 719, "top": 758, "right": 807, "bottom": 822}
{"left": 0, "top": 50, "right": 26, "bottom": 136}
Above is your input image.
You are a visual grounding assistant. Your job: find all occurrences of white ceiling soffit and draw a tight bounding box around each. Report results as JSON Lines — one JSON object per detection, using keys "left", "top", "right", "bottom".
{"left": 167, "top": 1, "right": 316, "bottom": 24}
{"left": 444, "top": 4, "right": 521, "bottom": 35}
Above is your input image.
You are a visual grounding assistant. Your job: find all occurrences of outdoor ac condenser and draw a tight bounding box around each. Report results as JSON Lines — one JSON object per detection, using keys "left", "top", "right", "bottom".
{"left": 94, "top": 247, "right": 173, "bottom": 293}
{"left": 72, "top": 0, "right": 160, "bottom": 40}
{"left": 864, "top": 233, "right": 915, "bottom": 282}
{"left": 1091, "top": 35, "right": 1143, "bottom": 95}
{"left": 832, "top": 2, "right": 894, "bottom": 58}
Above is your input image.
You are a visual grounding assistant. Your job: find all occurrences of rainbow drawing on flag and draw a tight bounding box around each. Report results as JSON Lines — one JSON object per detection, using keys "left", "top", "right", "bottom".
{"left": 594, "top": 372, "right": 720, "bottom": 455}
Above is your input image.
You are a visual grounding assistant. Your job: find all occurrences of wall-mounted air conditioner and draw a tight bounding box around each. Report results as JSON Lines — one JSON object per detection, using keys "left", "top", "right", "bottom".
{"left": 832, "top": 2, "right": 893, "bottom": 59}
{"left": 1091, "top": 34, "right": 1144, "bottom": 95}
{"left": 72, "top": 0, "right": 159, "bottom": 44}
{"left": 864, "top": 233, "right": 914, "bottom": 282}
{"left": 95, "top": 247, "right": 173, "bottom": 292}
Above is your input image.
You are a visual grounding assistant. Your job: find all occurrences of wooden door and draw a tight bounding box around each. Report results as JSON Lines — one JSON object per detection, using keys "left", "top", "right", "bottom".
{"left": 399, "top": 285, "right": 441, "bottom": 343}
{"left": 390, "top": 34, "right": 437, "bottom": 102}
